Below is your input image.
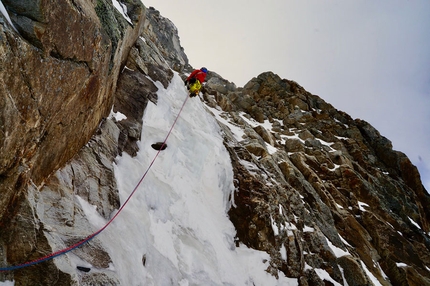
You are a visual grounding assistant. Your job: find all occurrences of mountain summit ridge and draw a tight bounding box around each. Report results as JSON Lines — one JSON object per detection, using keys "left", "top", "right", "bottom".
{"left": 1, "top": 2, "right": 429, "bottom": 285}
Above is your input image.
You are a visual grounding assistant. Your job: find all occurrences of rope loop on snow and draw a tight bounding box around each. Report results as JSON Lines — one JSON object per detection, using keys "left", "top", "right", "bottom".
{"left": 0, "top": 94, "right": 190, "bottom": 272}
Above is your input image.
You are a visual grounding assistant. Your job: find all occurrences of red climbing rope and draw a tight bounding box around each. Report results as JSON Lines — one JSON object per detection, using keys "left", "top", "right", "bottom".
{"left": 0, "top": 94, "right": 190, "bottom": 272}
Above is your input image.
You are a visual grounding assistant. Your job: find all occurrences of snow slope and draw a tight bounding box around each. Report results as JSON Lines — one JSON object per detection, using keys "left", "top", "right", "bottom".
{"left": 79, "top": 73, "right": 297, "bottom": 285}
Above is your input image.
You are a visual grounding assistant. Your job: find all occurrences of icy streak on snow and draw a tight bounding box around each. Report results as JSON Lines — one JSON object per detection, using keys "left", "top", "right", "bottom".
{"left": 112, "top": 0, "right": 132, "bottom": 24}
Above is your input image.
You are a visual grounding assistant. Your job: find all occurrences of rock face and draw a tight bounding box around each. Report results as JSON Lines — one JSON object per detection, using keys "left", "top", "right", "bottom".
{"left": 1, "top": 3, "right": 430, "bottom": 285}
{"left": 0, "top": 0, "right": 146, "bottom": 284}
{"left": 0, "top": 0, "right": 145, "bottom": 219}
{"left": 207, "top": 72, "right": 430, "bottom": 285}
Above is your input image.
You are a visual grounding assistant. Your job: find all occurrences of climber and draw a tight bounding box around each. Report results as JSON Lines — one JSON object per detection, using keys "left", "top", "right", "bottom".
{"left": 185, "top": 67, "right": 208, "bottom": 97}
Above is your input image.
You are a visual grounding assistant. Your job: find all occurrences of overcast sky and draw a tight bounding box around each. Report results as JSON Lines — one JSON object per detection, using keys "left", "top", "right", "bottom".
{"left": 142, "top": 0, "right": 430, "bottom": 191}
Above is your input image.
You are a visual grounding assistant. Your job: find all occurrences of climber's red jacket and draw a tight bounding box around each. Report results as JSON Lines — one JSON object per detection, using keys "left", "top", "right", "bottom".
{"left": 187, "top": 69, "right": 207, "bottom": 83}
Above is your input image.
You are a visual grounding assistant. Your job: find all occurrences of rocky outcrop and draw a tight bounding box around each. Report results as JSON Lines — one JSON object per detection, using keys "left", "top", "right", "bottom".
{"left": 125, "top": 6, "right": 189, "bottom": 75}
{"left": 206, "top": 71, "right": 430, "bottom": 285}
{"left": 0, "top": 0, "right": 144, "bottom": 221}
{"left": 1, "top": 3, "right": 429, "bottom": 285}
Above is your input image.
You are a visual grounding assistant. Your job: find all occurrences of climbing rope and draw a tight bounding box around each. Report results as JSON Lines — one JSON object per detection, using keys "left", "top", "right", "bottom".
{"left": 0, "top": 94, "right": 190, "bottom": 272}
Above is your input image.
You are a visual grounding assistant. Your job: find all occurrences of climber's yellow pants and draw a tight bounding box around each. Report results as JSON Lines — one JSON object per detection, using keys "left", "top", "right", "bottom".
{"left": 189, "top": 80, "right": 202, "bottom": 95}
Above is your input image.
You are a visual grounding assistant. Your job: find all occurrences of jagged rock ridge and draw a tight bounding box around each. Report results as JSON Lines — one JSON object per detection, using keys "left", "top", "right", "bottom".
{"left": 1, "top": 2, "right": 429, "bottom": 285}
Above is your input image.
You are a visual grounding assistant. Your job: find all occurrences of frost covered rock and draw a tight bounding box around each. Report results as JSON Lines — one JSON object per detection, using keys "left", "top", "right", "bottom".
{"left": 213, "top": 71, "right": 430, "bottom": 285}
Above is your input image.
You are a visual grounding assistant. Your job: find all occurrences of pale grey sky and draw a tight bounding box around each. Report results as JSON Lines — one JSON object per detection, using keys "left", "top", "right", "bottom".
{"left": 142, "top": 0, "right": 430, "bottom": 191}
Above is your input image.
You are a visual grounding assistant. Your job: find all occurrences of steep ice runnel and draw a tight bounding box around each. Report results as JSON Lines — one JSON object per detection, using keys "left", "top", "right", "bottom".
{"left": 79, "top": 73, "right": 297, "bottom": 285}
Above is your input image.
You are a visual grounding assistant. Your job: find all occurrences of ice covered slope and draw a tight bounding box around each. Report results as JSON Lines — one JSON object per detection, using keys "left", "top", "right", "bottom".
{"left": 81, "top": 73, "right": 298, "bottom": 285}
